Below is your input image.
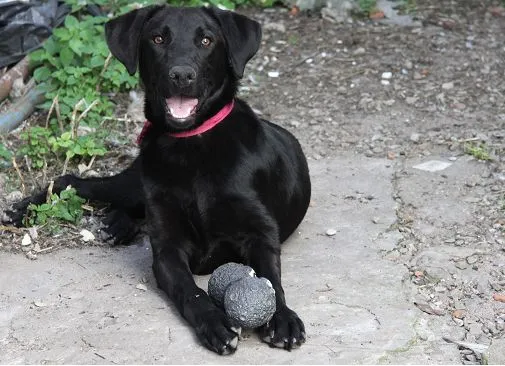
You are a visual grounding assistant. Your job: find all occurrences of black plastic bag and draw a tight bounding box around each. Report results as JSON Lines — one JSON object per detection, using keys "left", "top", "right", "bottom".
{"left": 0, "top": 0, "right": 70, "bottom": 68}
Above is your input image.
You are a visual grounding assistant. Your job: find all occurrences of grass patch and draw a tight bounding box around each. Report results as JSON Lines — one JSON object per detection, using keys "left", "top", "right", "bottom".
{"left": 464, "top": 142, "right": 492, "bottom": 161}
{"left": 25, "top": 186, "right": 86, "bottom": 230}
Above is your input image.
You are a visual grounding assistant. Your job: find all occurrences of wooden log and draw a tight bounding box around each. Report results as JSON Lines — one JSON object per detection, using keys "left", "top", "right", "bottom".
{"left": 0, "top": 56, "right": 31, "bottom": 102}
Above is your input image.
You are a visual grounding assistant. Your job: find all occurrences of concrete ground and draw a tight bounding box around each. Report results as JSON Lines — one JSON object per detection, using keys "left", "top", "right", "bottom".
{"left": 1, "top": 155, "right": 477, "bottom": 364}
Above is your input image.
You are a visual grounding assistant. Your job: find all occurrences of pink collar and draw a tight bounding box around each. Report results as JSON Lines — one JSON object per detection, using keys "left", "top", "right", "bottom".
{"left": 137, "top": 100, "right": 235, "bottom": 144}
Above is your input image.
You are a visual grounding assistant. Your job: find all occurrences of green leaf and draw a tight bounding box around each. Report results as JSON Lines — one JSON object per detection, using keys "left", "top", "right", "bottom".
{"left": 60, "top": 47, "right": 74, "bottom": 66}
{"left": 34, "top": 67, "right": 52, "bottom": 82}
{"left": 53, "top": 28, "right": 71, "bottom": 41}
{"left": 30, "top": 49, "right": 47, "bottom": 63}
{"left": 38, "top": 203, "right": 52, "bottom": 212}
{"left": 69, "top": 39, "right": 83, "bottom": 56}
{"left": 64, "top": 15, "right": 79, "bottom": 29}
{"left": 43, "top": 37, "right": 58, "bottom": 55}
{"left": 90, "top": 55, "right": 105, "bottom": 68}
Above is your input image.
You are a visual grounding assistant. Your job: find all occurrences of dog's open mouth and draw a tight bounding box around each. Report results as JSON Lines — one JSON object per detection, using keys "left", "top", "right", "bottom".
{"left": 166, "top": 96, "right": 199, "bottom": 120}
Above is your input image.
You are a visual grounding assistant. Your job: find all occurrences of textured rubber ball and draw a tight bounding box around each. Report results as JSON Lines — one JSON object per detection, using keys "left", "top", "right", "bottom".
{"left": 223, "top": 276, "right": 276, "bottom": 329}
{"left": 208, "top": 262, "right": 256, "bottom": 307}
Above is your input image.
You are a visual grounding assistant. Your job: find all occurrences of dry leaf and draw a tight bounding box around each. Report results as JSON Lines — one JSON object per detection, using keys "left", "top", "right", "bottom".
{"left": 414, "top": 301, "right": 444, "bottom": 316}
{"left": 369, "top": 10, "right": 385, "bottom": 20}
{"left": 452, "top": 309, "right": 465, "bottom": 319}
{"left": 492, "top": 293, "right": 505, "bottom": 303}
{"left": 289, "top": 6, "right": 300, "bottom": 16}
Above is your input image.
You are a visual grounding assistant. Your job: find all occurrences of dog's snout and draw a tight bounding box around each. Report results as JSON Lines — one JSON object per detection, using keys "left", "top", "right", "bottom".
{"left": 169, "top": 66, "right": 196, "bottom": 87}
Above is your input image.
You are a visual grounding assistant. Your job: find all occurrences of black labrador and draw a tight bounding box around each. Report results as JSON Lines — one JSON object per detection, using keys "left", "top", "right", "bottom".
{"left": 6, "top": 5, "right": 311, "bottom": 355}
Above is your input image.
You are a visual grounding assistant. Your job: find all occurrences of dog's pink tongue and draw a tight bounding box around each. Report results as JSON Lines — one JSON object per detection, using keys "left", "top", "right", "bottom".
{"left": 166, "top": 96, "right": 198, "bottom": 119}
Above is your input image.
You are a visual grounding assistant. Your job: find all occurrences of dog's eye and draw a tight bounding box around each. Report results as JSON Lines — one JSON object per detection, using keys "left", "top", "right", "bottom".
{"left": 201, "top": 37, "right": 212, "bottom": 47}
{"left": 153, "top": 35, "right": 164, "bottom": 44}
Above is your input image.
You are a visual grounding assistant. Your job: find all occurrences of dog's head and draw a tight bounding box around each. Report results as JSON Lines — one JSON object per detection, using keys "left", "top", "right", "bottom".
{"left": 105, "top": 6, "right": 261, "bottom": 131}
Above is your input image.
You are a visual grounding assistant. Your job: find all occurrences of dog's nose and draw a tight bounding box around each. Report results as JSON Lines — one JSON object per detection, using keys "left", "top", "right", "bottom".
{"left": 168, "top": 66, "right": 196, "bottom": 87}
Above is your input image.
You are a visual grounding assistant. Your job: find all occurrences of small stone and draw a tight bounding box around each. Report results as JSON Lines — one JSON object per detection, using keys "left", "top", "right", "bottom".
{"left": 325, "top": 229, "right": 337, "bottom": 236}
{"left": 267, "top": 71, "right": 279, "bottom": 78}
{"left": 453, "top": 318, "right": 464, "bottom": 326}
{"left": 466, "top": 255, "right": 479, "bottom": 264}
{"left": 410, "top": 133, "right": 421, "bottom": 143}
{"left": 381, "top": 80, "right": 390, "bottom": 86}
{"left": 442, "top": 82, "right": 454, "bottom": 90}
{"left": 21, "top": 234, "right": 32, "bottom": 246}
{"left": 372, "top": 217, "right": 380, "bottom": 224}
{"left": 405, "top": 60, "right": 413, "bottom": 69}
{"left": 455, "top": 261, "right": 468, "bottom": 270}
{"left": 353, "top": 47, "right": 366, "bottom": 55}
{"left": 381, "top": 71, "right": 393, "bottom": 79}
{"left": 33, "top": 301, "right": 47, "bottom": 307}
{"left": 136, "top": 284, "right": 147, "bottom": 291}
{"left": 413, "top": 160, "right": 452, "bottom": 172}
{"left": 80, "top": 229, "right": 95, "bottom": 242}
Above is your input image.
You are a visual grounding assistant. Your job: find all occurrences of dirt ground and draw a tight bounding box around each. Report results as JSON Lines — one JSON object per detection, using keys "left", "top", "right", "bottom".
{"left": 1, "top": 0, "right": 505, "bottom": 364}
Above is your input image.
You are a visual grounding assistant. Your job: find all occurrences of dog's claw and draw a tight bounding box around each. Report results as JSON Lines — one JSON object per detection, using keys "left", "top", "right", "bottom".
{"left": 260, "top": 306, "right": 305, "bottom": 350}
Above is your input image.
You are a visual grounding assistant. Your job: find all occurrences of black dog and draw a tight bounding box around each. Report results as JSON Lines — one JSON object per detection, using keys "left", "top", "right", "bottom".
{"left": 7, "top": 5, "right": 311, "bottom": 355}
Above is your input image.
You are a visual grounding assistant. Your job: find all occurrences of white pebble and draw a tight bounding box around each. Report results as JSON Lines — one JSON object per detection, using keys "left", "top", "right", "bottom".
{"left": 325, "top": 229, "right": 337, "bottom": 236}
{"left": 267, "top": 71, "right": 279, "bottom": 78}
{"left": 80, "top": 229, "right": 95, "bottom": 242}
{"left": 136, "top": 284, "right": 147, "bottom": 291}
{"left": 21, "top": 233, "right": 32, "bottom": 246}
{"left": 381, "top": 71, "right": 393, "bottom": 79}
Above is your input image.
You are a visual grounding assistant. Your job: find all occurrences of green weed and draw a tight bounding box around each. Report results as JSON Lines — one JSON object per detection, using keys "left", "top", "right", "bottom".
{"left": 358, "top": 0, "right": 377, "bottom": 14}
{"left": 0, "top": 143, "right": 13, "bottom": 168}
{"left": 464, "top": 142, "right": 491, "bottom": 161}
{"left": 24, "top": 186, "right": 86, "bottom": 228}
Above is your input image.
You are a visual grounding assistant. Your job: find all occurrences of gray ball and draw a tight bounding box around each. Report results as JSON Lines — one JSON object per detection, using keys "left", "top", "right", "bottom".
{"left": 208, "top": 263, "right": 255, "bottom": 307}
{"left": 223, "top": 276, "right": 276, "bottom": 329}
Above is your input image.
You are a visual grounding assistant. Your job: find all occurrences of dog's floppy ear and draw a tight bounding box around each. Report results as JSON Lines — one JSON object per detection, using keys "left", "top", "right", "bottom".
{"left": 105, "top": 6, "right": 161, "bottom": 75}
{"left": 204, "top": 7, "right": 262, "bottom": 79}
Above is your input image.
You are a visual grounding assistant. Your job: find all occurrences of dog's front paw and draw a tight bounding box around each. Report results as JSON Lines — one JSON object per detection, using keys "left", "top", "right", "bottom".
{"left": 260, "top": 306, "right": 306, "bottom": 350}
{"left": 195, "top": 309, "right": 241, "bottom": 355}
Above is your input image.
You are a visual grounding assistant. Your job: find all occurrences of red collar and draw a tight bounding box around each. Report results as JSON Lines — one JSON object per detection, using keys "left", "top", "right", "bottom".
{"left": 136, "top": 100, "right": 235, "bottom": 144}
